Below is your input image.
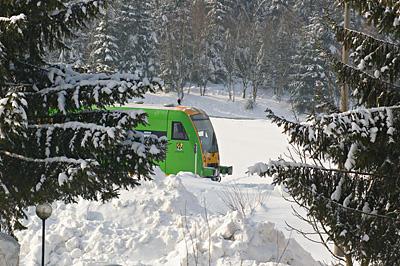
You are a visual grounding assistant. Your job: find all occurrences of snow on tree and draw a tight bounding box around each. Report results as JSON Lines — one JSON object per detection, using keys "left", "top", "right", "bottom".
{"left": 187, "top": 0, "right": 214, "bottom": 96}
{"left": 289, "top": 14, "right": 339, "bottom": 114}
{"left": 0, "top": 0, "right": 166, "bottom": 235}
{"left": 91, "top": 8, "right": 120, "bottom": 72}
{"left": 50, "top": 0, "right": 346, "bottom": 105}
{"left": 249, "top": 1, "right": 400, "bottom": 266}
{"left": 234, "top": 4, "right": 266, "bottom": 104}
{"left": 116, "top": 0, "right": 158, "bottom": 77}
{"left": 261, "top": 0, "right": 301, "bottom": 100}
{"left": 206, "top": 0, "right": 235, "bottom": 85}
{"left": 156, "top": 0, "right": 192, "bottom": 101}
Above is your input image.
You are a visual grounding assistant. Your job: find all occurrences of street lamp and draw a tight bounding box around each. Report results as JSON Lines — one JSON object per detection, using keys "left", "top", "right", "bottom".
{"left": 36, "top": 203, "right": 52, "bottom": 266}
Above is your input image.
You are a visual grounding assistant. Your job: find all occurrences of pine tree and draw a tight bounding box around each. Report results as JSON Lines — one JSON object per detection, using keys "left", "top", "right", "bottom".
{"left": 262, "top": 0, "right": 301, "bottom": 99}
{"left": 0, "top": 0, "right": 166, "bottom": 235}
{"left": 188, "top": 0, "right": 214, "bottom": 96}
{"left": 289, "top": 15, "right": 338, "bottom": 114}
{"left": 249, "top": 1, "right": 400, "bottom": 265}
{"left": 206, "top": 0, "right": 234, "bottom": 84}
{"left": 117, "top": 0, "right": 157, "bottom": 77}
{"left": 91, "top": 8, "right": 120, "bottom": 72}
{"left": 156, "top": 0, "right": 192, "bottom": 101}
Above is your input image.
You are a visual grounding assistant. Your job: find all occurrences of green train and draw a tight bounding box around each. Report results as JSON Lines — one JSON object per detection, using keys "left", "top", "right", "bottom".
{"left": 108, "top": 103, "right": 232, "bottom": 181}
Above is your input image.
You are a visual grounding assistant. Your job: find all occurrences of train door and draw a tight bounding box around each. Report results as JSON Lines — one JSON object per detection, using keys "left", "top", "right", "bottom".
{"left": 165, "top": 119, "right": 194, "bottom": 174}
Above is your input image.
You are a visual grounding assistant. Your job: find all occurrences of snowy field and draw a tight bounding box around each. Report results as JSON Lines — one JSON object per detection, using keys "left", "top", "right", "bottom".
{"left": 15, "top": 86, "right": 336, "bottom": 265}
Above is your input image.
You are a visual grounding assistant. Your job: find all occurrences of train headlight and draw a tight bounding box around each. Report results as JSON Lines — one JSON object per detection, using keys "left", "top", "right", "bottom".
{"left": 214, "top": 168, "right": 220, "bottom": 176}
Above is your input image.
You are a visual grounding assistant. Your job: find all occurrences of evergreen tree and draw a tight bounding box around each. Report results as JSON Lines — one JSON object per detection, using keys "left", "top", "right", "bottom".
{"left": 0, "top": 0, "right": 166, "bottom": 235}
{"left": 188, "top": 0, "right": 214, "bottom": 96}
{"left": 46, "top": 27, "right": 92, "bottom": 68}
{"left": 262, "top": 0, "right": 301, "bottom": 99}
{"left": 289, "top": 15, "right": 338, "bottom": 114}
{"left": 117, "top": 0, "right": 157, "bottom": 77}
{"left": 250, "top": 1, "right": 400, "bottom": 265}
{"left": 156, "top": 0, "right": 192, "bottom": 101}
{"left": 91, "top": 8, "right": 120, "bottom": 72}
{"left": 206, "top": 0, "right": 235, "bottom": 84}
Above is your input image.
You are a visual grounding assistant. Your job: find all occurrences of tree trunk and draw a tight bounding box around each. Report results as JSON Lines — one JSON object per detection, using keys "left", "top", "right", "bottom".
{"left": 345, "top": 253, "right": 353, "bottom": 266}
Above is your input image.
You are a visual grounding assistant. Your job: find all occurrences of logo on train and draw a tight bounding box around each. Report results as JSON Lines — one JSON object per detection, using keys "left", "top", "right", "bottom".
{"left": 176, "top": 142, "right": 183, "bottom": 151}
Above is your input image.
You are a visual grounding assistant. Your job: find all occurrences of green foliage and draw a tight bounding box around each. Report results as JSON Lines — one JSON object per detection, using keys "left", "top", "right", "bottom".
{"left": 289, "top": 16, "right": 338, "bottom": 114}
{"left": 329, "top": 26, "right": 400, "bottom": 107}
{"left": 118, "top": 0, "right": 157, "bottom": 76}
{"left": 0, "top": 0, "right": 108, "bottom": 82}
{"left": 257, "top": 104, "right": 400, "bottom": 265}
{"left": 250, "top": 1, "right": 400, "bottom": 265}
{"left": 0, "top": 1, "right": 166, "bottom": 235}
{"left": 257, "top": 159, "right": 400, "bottom": 265}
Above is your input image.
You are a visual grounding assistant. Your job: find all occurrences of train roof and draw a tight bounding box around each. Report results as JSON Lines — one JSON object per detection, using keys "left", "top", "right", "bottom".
{"left": 115, "top": 103, "right": 206, "bottom": 116}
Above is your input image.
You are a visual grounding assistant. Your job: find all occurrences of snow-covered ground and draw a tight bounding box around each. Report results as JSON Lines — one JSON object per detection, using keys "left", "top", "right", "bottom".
{"left": 16, "top": 85, "right": 336, "bottom": 265}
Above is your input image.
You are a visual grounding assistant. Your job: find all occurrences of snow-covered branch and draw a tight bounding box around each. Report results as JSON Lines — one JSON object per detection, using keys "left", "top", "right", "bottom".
{"left": 0, "top": 149, "right": 96, "bottom": 166}
{"left": 0, "top": 14, "right": 26, "bottom": 36}
{"left": 327, "top": 52, "right": 400, "bottom": 107}
{"left": 0, "top": 90, "right": 28, "bottom": 139}
{"left": 266, "top": 106, "right": 398, "bottom": 171}
{"left": 49, "top": 0, "right": 108, "bottom": 23}
{"left": 0, "top": 13, "right": 26, "bottom": 25}
{"left": 25, "top": 65, "right": 160, "bottom": 114}
{"left": 248, "top": 159, "right": 397, "bottom": 180}
{"left": 27, "top": 120, "right": 166, "bottom": 160}
{"left": 248, "top": 159, "right": 400, "bottom": 221}
{"left": 315, "top": 106, "right": 396, "bottom": 141}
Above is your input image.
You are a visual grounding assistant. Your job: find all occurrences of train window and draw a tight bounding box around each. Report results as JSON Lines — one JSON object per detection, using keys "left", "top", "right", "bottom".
{"left": 172, "top": 121, "right": 189, "bottom": 140}
{"left": 190, "top": 113, "right": 219, "bottom": 154}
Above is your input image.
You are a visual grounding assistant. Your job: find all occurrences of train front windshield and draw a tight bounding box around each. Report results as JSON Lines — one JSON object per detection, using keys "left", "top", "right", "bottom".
{"left": 190, "top": 113, "right": 219, "bottom": 154}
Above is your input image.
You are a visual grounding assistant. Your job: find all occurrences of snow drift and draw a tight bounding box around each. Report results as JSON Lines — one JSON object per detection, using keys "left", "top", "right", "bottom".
{"left": 16, "top": 168, "right": 318, "bottom": 266}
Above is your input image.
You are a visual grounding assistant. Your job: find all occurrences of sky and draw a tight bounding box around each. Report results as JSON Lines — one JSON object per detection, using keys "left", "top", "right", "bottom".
{"left": 14, "top": 85, "right": 338, "bottom": 266}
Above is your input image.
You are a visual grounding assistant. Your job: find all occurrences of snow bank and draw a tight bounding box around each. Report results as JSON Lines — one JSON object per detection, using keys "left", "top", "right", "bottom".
{"left": 15, "top": 168, "right": 318, "bottom": 266}
{"left": 0, "top": 233, "right": 19, "bottom": 266}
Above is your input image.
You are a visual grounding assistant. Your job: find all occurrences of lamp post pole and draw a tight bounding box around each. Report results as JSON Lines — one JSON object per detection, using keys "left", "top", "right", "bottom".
{"left": 36, "top": 203, "right": 53, "bottom": 266}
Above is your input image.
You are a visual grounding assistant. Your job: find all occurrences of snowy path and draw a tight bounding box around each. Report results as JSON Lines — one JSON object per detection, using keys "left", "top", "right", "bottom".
{"left": 182, "top": 117, "right": 334, "bottom": 264}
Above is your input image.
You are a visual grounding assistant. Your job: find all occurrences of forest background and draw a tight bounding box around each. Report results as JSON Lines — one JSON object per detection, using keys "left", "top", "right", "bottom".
{"left": 50, "top": 0, "right": 367, "bottom": 114}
